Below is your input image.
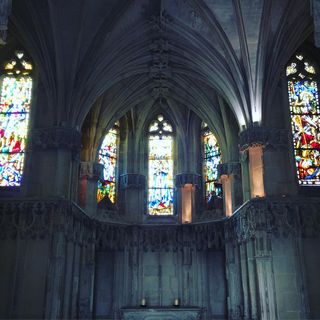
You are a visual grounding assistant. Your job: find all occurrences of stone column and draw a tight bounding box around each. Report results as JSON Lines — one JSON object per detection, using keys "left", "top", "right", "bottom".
{"left": 311, "top": 0, "right": 320, "bottom": 47}
{"left": 218, "top": 162, "right": 242, "bottom": 216}
{"left": 0, "top": 0, "right": 12, "bottom": 45}
{"left": 24, "top": 127, "right": 81, "bottom": 199}
{"left": 239, "top": 126, "right": 292, "bottom": 198}
{"left": 79, "top": 161, "right": 103, "bottom": 215}
{"left": 175, "top": 173, "right": 201, "bottom": 223}
{"left": 119, "top": 173, "right": 146, "bottom": 222}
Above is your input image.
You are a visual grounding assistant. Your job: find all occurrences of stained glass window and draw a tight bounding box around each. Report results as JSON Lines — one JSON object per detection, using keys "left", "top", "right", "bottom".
{"left": 0, "top": 51, "right": 32, "bottom": 187}
{"left": 148, "top": 115, "right": 174, "bottom": 215}
{"left": 97, "top": 122, "right": 119, "bottom": 202}
{"left": 287, "top": 54, "right": 320, "bottom": 185}
{"left": 202, "top": 123, "right": 222, "bottom": 202}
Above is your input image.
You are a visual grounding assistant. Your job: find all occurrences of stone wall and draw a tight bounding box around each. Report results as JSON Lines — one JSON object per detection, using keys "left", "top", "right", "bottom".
{"left": 0, "top": 196, "right": 319, "bottom": 319}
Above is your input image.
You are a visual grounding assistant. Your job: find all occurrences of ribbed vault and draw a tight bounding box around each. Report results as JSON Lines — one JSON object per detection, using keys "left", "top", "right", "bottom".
{"left": 10, "top": 0, "right": 313, "bottom": 131}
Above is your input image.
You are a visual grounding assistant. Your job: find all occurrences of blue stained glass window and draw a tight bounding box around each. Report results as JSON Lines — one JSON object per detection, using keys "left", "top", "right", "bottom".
{"left": 287, "top": 54, "right": 320, "bottom": 185}
{"left": 97, "top": 123, "right": 119, "bottom": 202}
{"left": 202, "top": 123, "right": 222, "bottom": 203}
{"left": 148, "top": 115, "right": 174, "bottom": 215}
{"left": 0, "top": 51, "right": 32, "bottom": 187}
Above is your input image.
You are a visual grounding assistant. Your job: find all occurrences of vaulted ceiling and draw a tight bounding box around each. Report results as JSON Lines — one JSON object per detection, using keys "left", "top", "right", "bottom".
{"left": 11, "top": 0, "right": 313, "bottom": 131}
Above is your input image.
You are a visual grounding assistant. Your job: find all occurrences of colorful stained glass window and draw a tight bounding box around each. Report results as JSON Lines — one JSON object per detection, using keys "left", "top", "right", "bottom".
{"left": 148, "top": 115, "right": 174, "bottom": 215}
{"left": 202, "top": 123, "right": 222, "bottom": 202}
{"left": 287, "top": 54, "right": 320, "bottom": 185}
{"left": 0, "top": 51, "right": 32, "bottom": 187}
{"left": 97, "top": 123, "right": 119, "bottom": 202}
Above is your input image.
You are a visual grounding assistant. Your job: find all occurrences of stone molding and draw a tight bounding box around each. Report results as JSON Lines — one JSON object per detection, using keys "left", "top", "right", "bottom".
{"left": 29, "top": 127, "right": 82, "bottom": 154}
{"left": 120, "top": 173, "right": 146, "bottom": 189}
{"left": 80, "top": 162, "right": 103, "bottom": 180}
{"left": 217, "top": 162, "right": 241, "bottom": 178}
{"left": 175, "top": 173, "right": 202, "bottom": 188}
{"left": 239, "top": 126, "right": 289, "bottom": 151}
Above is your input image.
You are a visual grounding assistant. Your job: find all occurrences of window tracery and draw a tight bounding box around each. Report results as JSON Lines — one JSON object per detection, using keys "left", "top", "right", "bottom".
{"left": 148, "top": 114, "right": 174, "bottom": 215}
{"left": 0, "top": 51, "right": 32, "bottom": 186}
{"left": 287, "top": 54, "right": 320, "bottom": 185}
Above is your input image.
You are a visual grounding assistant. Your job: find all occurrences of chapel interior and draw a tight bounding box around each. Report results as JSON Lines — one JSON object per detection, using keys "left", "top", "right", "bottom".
{"left": 0, "top": 0, "right": 320, "bottom": 319}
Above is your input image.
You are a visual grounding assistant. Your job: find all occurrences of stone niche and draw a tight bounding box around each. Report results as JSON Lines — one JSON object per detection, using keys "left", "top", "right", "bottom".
{"left": 120, "top": 307, "right": 202, "bottom": 320}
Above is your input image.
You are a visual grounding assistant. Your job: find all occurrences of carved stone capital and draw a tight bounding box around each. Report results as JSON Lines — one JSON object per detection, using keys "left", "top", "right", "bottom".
{"left": 29, "top": 127, "right": 82, "bottom": 154}
{"left": 239, "top": 126, "right": 289, "bottom": 151}
{"left": 120, "top": 173, "right": 146, "bottom": 189}
{"left": 80, "top": 162, "right": 103, "bottom": 180}
{"left": 175, "top": 173, "right": 202, "bottom": 188}
{"left": 217, "top": 162, "right": 241, "bottom": 178}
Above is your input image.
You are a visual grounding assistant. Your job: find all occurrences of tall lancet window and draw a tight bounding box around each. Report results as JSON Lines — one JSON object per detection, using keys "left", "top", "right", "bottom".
{"left": 97, "top": 122, "right": 119, "bottom": 203}
{"left": 148, "top": 114, "right": 174, "bottom": 215}
{"left": 202, "top": 123, "right": 222, "bottom": 202}
{"left": 0, "top": 51, "right": 33, "bottom": 187}
{"left": 287, "top": 54, "right": 320, "bottom": 185}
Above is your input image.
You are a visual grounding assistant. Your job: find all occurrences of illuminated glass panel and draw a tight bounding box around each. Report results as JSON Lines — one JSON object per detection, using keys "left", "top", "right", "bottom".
{"left": 148, "top": 115, "right": 174, "bottom": 215}
{"left": 0, "top": 51, "right": 32, "bottom": 187}
{"left": 287, "top": 54, "right": 320, "bottom": 185}
{"left": 97, "top": 125, "right": 119, "bottom": 202}
{"left": 202, "top": 124, "right": 222, "bottom": 202}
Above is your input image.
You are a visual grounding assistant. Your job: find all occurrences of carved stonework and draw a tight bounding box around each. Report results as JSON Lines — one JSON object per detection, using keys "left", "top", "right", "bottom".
{"left": 80, "top": 162, "right": 103, "bottom": 180}
{"left": 217, "top": 162, "right": 241, "bottom": 178}
{"left": 120, "top": 173, "right": 146, "bottom": 189}
{"left": 0, "top": 0, "right": 12, "bottom": 45}
{"left": 175, "top": 173, "right": 202, "bottom": 188}
{"left": 29, "top": 127, "right": 82, "bottom": 154}
{"left": 1, "top": 196, "right": 319, "bottom": 251}
{"left": 225, "top": 196, "right": 320, "bottom": 244}
{"left": 149, "top": 12, "right": 172, "bottom": 99}
{"left": 239, "top": 126, "right": 289, "bottom": 151}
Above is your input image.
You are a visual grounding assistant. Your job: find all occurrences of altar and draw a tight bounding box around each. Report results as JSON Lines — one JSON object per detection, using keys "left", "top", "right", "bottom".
{"left": 120, "top": 307, "right": 203, "bottom": 320}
